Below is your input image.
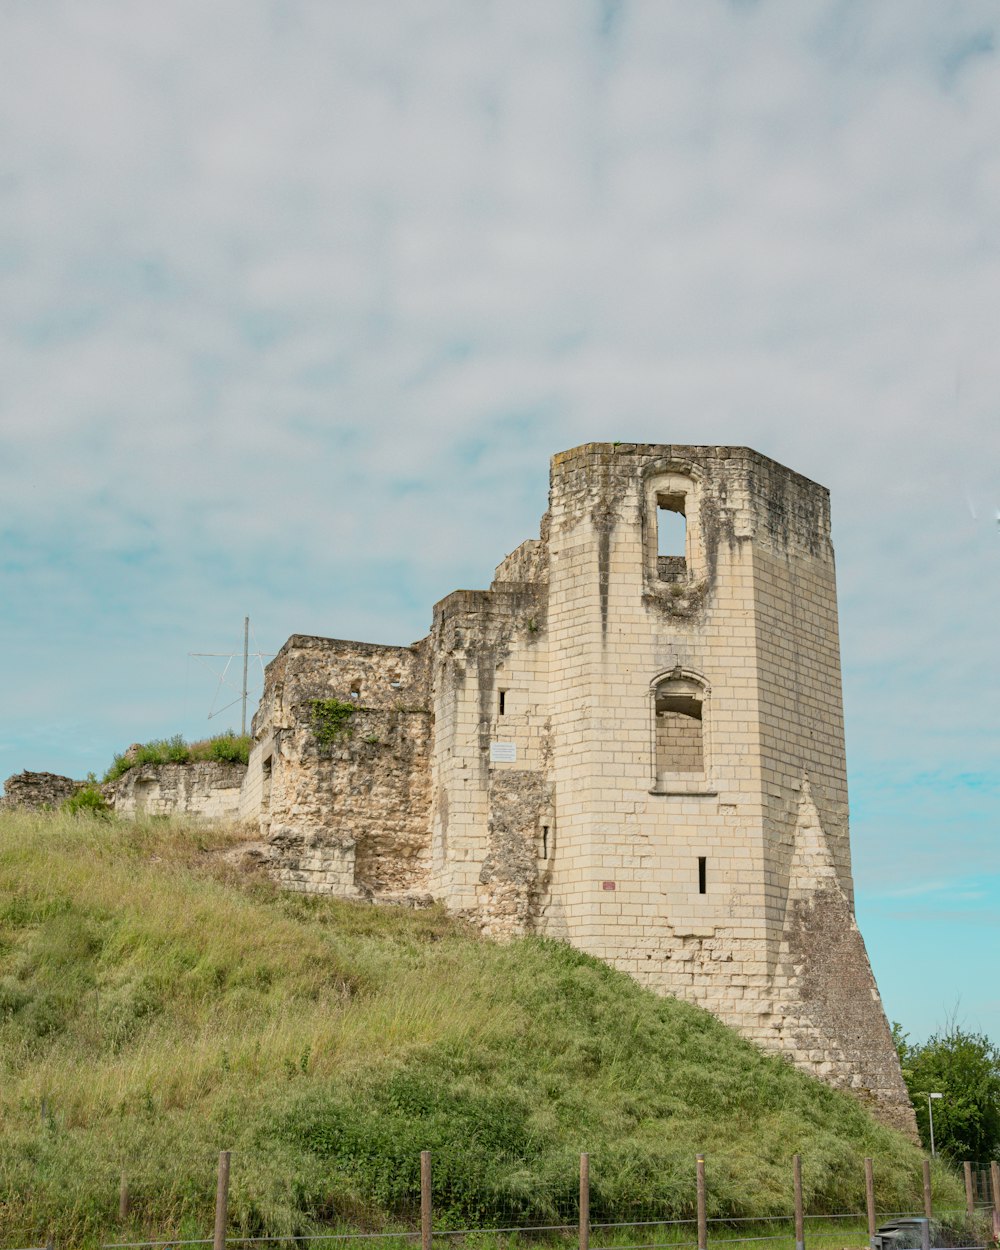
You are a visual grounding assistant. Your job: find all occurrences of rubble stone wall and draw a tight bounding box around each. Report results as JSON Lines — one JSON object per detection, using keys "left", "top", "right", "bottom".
{"left": 1, "top": 771, "right": 80, "bottom": 809}
{"left": 240, "top": 636, "right": 433, "bottom": 900}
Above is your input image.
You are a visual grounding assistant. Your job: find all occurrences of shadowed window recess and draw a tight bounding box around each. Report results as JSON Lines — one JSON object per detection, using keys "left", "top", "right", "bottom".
{"left": 654, "top": 674, "right": 705, "bottom": 778}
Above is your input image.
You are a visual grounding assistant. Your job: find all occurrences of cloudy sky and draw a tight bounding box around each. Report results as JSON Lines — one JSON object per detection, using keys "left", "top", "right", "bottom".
{"left": 2, "top": 0, "right": 998, "bottom": 1043}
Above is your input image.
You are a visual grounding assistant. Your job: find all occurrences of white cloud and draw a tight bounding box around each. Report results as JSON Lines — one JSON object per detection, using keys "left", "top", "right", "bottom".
{"left": 1, "top": 2, "right": 999, "bottom": 896}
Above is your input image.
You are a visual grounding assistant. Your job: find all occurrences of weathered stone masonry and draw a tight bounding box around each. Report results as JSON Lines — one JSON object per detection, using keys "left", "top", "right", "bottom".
{"left": 104, "top": 761, "right": 245, "bottom": 821}
{"left": 0, "top": 771, "right": 80, "bottom": 810}
{"left": 240, "top": 443, "right": 916, "bottom": 1136}
{"left": 241, "top": 636, "right": 433, "bottom": 900}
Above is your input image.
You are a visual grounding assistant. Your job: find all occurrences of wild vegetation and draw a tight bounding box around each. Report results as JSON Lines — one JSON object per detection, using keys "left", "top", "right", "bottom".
{"left": 894, "top": 1022, "right": 1000, "bottom": 1161}
{"left": 61, "top": 779, "right": 111, "bottom": 816}
{"left": 102, "top": 732, "right": 252, "bottom": 782}
{"left": 0, "top": 809, "right": 964, "bottom": 1248}
{"left": 310, "top": 698, "right": 357, "bottom": 745}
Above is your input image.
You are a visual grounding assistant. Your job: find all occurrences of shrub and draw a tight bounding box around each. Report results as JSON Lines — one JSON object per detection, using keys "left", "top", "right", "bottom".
{"left": 61, "top": 784, "right": 110, "bottom": 817}
{"left": 104, "top": 733, "right": 252, "bottom": 782}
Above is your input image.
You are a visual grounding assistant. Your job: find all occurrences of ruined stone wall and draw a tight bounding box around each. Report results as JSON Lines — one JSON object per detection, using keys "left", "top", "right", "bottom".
{"left": 427, "top": 552, "right": 551, "bottom": 936}
{"left": 492, "top": 514, "right": 551, "bottom": 586}
{"left": 243, "top": 443, "right": 914, "bottom": 1137}
{"left": 1, "top": 771, "right": 80, "bottom": 809}
{"left": 105, "top": 762, "right": 245, "bottom": 821}
{"left": 240, "top": 635, "right": 432, "bottom": 900}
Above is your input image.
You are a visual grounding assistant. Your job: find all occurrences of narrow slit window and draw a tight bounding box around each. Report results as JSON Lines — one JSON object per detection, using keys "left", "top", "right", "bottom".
{"left": 498, "top": 690, "right": 506, "bottom": 716}
{"left": 657, "top": 493, "right": 687, "bottom": 580}
{"left": 698, "top": 856, "right": 707, "bottom": 895}
{"left": 541, "top": 825, "right": 549, "bottom": 859}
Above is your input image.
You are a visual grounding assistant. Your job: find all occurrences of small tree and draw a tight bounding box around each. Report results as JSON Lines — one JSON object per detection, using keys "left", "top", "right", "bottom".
{"left": 895, "top": 1022, "right": 1000, "bottom": 1160}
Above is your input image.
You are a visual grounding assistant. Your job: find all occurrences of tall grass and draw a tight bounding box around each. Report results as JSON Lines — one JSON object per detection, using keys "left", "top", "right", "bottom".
{"left": 102, "top": 732, "right": 251, "bottom": 782}
{"left": 0, "top": 810, "right": 963, "bottom": 1249}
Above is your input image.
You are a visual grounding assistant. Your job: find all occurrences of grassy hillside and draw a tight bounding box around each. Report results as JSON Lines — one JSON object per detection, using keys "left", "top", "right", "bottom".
{"left": 0, "top": 810, "right": 961, "bottom": 1247}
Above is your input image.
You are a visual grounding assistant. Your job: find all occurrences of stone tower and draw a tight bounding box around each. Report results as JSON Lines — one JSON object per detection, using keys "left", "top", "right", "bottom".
{"left": 242, "top": 443, "right": 916, "bottom": 1135}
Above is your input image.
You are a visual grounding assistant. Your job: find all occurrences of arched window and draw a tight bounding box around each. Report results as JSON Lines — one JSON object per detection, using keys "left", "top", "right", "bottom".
{"left": 644, "top": 466, "right": 703, "bottom": 587}
{"left": 653, "top": 671, "right": 707, "bottom": 783}
{"left": 656, "top": 492, "right": 687, "bottom": 580}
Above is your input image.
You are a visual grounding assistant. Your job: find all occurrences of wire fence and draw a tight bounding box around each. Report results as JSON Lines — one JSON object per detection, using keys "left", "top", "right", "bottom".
{"left": 9, "top": 1151, "right": 999, "bottom": 1250}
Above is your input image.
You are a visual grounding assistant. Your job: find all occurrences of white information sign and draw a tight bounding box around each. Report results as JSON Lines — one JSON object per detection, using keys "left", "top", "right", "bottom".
{"left": 490, "top": 741, "right": 517, "bottom": 763}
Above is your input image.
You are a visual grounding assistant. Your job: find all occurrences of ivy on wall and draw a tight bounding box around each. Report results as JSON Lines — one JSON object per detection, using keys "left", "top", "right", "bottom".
{"left": 310, "top": 699, "right": 356, "bottom": 746}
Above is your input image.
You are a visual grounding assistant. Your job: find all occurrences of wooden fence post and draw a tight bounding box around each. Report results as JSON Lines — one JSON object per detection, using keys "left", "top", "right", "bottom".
{"left": 421, "top": 1151, "right": 432, "bottom": 1250}
{"left": 119, "top": 1171, "right": 130, "bottom": 1221}
{"left": 864, "top": 1158, "right": 875, "bottom": 1250}
{"left": 579, "top": 1153, "right": 590, "bottom": 1250}
{"left": 963, "top": 1162, "right": 974, "bottom": 1220}
{"left": 696, "top": 1154, "right": 707, "bottom": 1250}
{"left": 793, "top": 1154, "right": 804, "bottom": 1250}
{"left": 922, "top": 1159, "right": 932, "bottom": 1221}
{"left": 213, "top": 1151, "right": 230, "bottom": 1250}
{"left": 990, "top": 1161, "right": 1000, "bottom": 1243}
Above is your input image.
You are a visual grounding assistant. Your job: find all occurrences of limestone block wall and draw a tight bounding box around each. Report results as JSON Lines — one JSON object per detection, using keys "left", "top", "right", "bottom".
{"left": 540, "top": 444, "right": 772, "bottom": 1035}
{"left": 656, "top": 712, "right": 703, "bottom": 773}
{"left": 105, "top": 762, "right": 246, "bottom": 821}
{"left": 530, "top": 443, "right": 913, "bottom": 1134}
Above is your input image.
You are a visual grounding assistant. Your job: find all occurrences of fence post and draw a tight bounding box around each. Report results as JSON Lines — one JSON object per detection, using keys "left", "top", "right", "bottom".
{"left": 920, "top": 1219, "right": 930, "bottom": 1250}
{"left": 922, "top": 1159, "right": 932, "bottom": 1220}
{"left": 119, "top": 1171, "right": 130, "bottom": 1221}
{"left": 990, "top": 1161, "right": 1000, "bottom": 1242}
{"left": 963, "top": 1162, "right": 974, "bottom": 1220}
{"left": 213, "top": 1151, "right": 230, "bottom": 1250}
{"left": 696, "top": 1154, "right": 707, "bottom": 1250}
{"left": 793, "top": 1154, "right": 804, "bottom": 1250}
{"left": 421, "top": 1150, "right": 432, "bottom": 1250}
{"left": 864, "top": 1158, "right": 876, "bottom": 1250}
{"left": 579, "top": 1153, "right": 590, "bottom": 1250}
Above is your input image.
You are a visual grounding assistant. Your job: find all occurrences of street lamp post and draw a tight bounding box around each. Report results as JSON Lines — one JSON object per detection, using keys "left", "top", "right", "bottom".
{"left": 927, "top": 1092, "right": 943, "bottom": 1158}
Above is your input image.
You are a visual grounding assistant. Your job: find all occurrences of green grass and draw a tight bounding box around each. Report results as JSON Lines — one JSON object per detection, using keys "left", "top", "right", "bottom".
{"left": 0, "top": 810, "right": 965, "bottom": 1249}
{"left": 103, "top": 732, "right": 252, "bottom": 782}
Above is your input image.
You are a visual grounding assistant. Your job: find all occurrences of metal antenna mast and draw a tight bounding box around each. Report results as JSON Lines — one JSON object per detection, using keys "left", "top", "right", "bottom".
{"left": 189, "top": 618, "right": 273, "bottom": 729}
{"left": 241, "top": 616, "right": 249, "bottom": 736}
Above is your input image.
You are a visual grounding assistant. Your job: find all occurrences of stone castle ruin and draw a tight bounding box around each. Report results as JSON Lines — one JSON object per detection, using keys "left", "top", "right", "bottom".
{"left": 2, "top": 762, "right": 245, "bottom": 822}
{"left": 237, "top": 443, "right": 915, "bottom": 1135}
